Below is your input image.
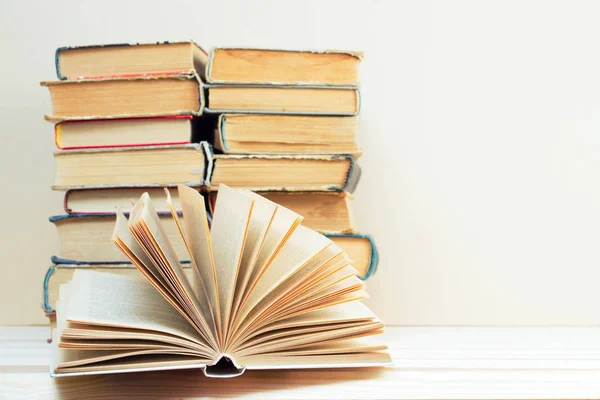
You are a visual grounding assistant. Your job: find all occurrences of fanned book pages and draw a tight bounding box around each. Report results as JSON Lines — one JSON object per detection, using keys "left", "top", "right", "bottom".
{"left": 52, "top": 184, "right": 390, "bottom": 377}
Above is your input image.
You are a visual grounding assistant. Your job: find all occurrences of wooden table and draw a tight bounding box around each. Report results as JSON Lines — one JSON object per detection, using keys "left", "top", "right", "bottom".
{"left": 2, "top": 326, "right": 600, "bottom": 399}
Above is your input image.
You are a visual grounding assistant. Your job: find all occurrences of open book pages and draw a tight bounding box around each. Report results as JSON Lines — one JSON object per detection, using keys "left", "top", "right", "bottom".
{"left": 53, "top": 184, "right": 390, "bottom": 378}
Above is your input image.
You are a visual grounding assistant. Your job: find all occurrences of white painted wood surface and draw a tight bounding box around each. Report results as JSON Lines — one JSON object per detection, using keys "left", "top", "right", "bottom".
{"left": 1, "top": 326, "right": 600, "bottom": 399}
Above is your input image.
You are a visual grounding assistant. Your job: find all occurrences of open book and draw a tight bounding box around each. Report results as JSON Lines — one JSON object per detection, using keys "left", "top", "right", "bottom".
{"left": 52, "top": 184, "right": 391, "bottom": 377}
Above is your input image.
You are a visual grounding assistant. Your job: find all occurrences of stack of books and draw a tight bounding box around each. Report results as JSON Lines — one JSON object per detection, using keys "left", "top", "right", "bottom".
{"left": 41, "top": 42, "right": 379, "bottom": 325}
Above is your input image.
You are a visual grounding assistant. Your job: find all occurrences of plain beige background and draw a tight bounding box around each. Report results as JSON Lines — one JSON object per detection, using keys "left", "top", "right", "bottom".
{"left": 2, "top": 0, "right": 600, "bottom": 326}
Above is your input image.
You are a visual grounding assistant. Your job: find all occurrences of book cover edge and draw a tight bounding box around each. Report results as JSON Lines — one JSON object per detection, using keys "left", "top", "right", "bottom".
{"left": 50, "top": 358, "right": 392, "bottom": 379}
{"left": 43, "top": 75, "right": 204, "bottom": 121}
{"left": 43, "top": 265, "right": 56, "bottom": 314}
{"left": 215, "top": 114, "right": 228, "bottom": 151}
{"left": 49, "top": 211, "right": 182, "bottom": 223}
{"left": 324, "top": 233, "right": 379, "bottom": 280}
{"left": 50, "top": 256, "right": 191, "bottom": 266}
{"left": 54, "top": 142, "right": 204, "bottom": 156}
{"left": 341, "top": 156, "right": 361, "bottom": 193}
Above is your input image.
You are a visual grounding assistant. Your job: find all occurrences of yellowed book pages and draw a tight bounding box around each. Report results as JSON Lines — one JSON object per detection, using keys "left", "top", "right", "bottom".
{"left": 42, "top": 75, "right": 203, "bottom": 121}
{"left": 53, "top": 144, "right": 207, "bottom": 190}
{"left": 207, "top": 48, "right": 362, "bottom": 85}
{"left": 206, "top": 85, "right": 359, "bottom": 115}
{"left": 213, "top": 114, "right": 361, "bottom": 156}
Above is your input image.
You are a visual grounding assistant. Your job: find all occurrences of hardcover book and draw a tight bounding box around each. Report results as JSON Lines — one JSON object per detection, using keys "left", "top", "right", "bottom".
{"left": 55, "top": 41, "right": 208, "bottom": 80}
{"left": 205, "top": 48, "right": 362, "bottom": 86}
{"left": 213, "top": 114, "right": 361, "bottom": 156}
{"left": 204, "top": 84, "right": 360, "bottom": 116}
{"left": 207, "top": 152, "right": 360, "bottom": 192}
{"left": 52, "top": 185, "right": 390, "bottom": 377}
{"left": 64, "top": 187, "right": 186, "bottom": 214}
{"left": 41, "top": 75, "right": 204, "bottom": 121}
{"left": 54, "top": 116, "right": 207, "bottom": 150}
{"left": 53, "top": 143, "right": 209, "bottom": 190}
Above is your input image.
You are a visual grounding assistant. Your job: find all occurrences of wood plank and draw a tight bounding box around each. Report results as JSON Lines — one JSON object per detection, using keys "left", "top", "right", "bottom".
{"left": 2, "top": 326, "right": 600, "bottom": 399}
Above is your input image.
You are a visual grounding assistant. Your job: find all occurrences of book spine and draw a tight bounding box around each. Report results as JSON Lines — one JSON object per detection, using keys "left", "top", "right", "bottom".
{"left": 54, "top": 123, "right": 62, "bottom": 149}
{"left": 43, "top": 265, "right": 56, "bottom": 315}
{"left": 338, "top": 156, "right": 361, "bottom": 193}
{"left": 55, "top": 47, "right": 67, "bottom": 80}
{"left": 196, "top": 77, "right": 205, "bottom": 115}
{"left": 201, "top": 141, "right": 215, "bottom": 186}
{"left": 205, "top": 48, "right": 216, "bottom": 84}
{"left": 63, "top": 191, "right": 71, "bottom": 214}
{"left": 324, "top": 234, "right": 379, "bottom": 280}
{"left": 214, "top": 115, "right": 228, "bottom": 152}
{"left": 362, "top": 235, "right": 379, "bottom": 280}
